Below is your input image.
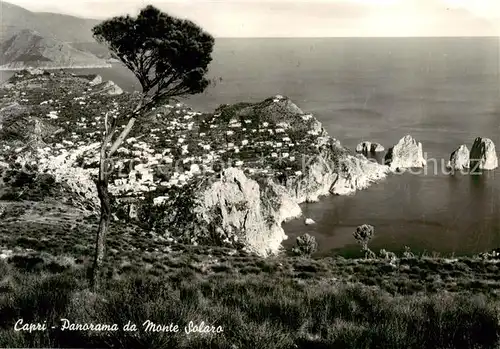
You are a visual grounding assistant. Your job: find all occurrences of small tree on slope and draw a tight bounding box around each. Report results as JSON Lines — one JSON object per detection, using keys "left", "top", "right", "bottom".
{"left": 353, "top": 224, "right": 376, "bottom": 259}
{"left": 90, "top": 5, "right": 214, "bottom": 290}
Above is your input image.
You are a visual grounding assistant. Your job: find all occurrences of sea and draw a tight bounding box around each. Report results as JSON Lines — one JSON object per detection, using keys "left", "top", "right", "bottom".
{"left": 2, "top": 37, "right": 499, "bottom": 257}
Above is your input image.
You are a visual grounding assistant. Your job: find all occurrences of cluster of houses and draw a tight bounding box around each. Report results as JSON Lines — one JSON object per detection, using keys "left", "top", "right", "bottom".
{"left": 1, "top": 71, "right": 331, "bottom": 213}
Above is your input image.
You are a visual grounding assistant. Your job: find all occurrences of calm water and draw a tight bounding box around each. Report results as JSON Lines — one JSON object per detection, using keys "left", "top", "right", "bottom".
{"left": 2, "top": 37, "right": 500, "bottom": 256}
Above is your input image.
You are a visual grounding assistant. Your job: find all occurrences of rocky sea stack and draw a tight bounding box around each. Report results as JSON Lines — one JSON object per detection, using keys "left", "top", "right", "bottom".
{"left": 356, "top": 141, "right": 384, "bottom": 154}
{"left": 0, "top": 70, "right": 389, "bottom": 256}
{"left": 469, "top": 137, "right": 498, "bottom": 171}
{"left": 448, "top": 145, "right": 470, "bottom": 170}
{"left": 384, "top": 135, "right": 426, "bottom": 170}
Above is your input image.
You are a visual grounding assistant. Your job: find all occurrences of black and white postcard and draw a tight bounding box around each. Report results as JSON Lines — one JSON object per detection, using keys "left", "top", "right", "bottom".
{"left": 0, "top": 1, "right": 500, "bottom": 348}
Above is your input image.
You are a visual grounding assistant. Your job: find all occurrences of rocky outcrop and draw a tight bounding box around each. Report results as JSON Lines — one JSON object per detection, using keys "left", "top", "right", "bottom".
{"left": 331, "top": 154, "right": 389, "bottom": 195}
{"left": 304, "top": 218, "right": 315, "bottom": 225}
{"left": 283, "top": 145, "right": 388, "bottom": 201}
{"left": 36, "top": 144, "right": 100, "bottom": 210}
{"left": 448, "top": 145, "right": 470, "bottom": 170}
{"left": 384, "top": 135, "right": 426, "bottom": 170}
{"left": 195, "top": 168, "right": 301, "bottom": 256}
{"left": 91, "top": 81, "right": 123, "bottom": 95}
{"left": 0, "top": 103, "right": 60, "bottom": 151}
{"left": 157, "top": 140, "right": 388, "bottom": 257}
{"left": 469, "top": 137, "right": 498, "bottom": 170}
{"left": 146, "top": 168, "right": 301, "bottom": 257}
{"left": 88, "top": 75, "right": 103, "bottom": 86}
{"left": 356, "top": 141, "right": 384, "bottom": 154}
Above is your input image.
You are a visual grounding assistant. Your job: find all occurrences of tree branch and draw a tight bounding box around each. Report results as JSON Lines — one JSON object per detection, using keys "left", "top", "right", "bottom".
{"left": 108, "top": 118, "right": 137, "bottom": 158}
{"left": 107, "top": 98, "right": 147, "bottom": 157}
{"left": 99, "top": 130, "right": 116, "bottom": 181}
{"left": 104, "top": 112, "right": 111, "bottom": 136}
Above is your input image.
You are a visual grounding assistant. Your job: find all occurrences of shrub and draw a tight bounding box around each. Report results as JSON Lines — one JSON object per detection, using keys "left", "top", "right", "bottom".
{"left": 1, "top": 168, "right": 61, "bottom": 201}
{"left": 292, "top": 233, "right": 318, "bottom": 257}
{"left": 403, "top": 246, "right": 415, "bottom": 259}
{"left": 353, "top": 224, "right": 376, "bottom": 259}
{"left": 0, "top": 204, "right": 5, "bottom": 219}
{"left": 136, "top": 192, "right": 175, "bottom": 233}
{"left": 353, "top": 224, "right": 374, "bottom": 248}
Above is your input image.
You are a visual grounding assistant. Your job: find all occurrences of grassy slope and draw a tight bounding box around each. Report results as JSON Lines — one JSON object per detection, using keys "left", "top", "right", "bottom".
{"left": 2, "top": 194, "right": 500, "bottom": 348}
{"left": 3, "top": 218, "right": 500, "bottom": 297}
{"left": 1, "top": 213, "right": 500, "bottom": 348}
{"left": 1, "top": 252, "right": 500, "bottom": 349}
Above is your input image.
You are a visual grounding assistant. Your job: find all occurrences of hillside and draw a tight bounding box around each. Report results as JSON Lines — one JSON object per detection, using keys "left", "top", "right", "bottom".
{"left": 0, "top": 1, "right": 101, "bottom": 43}
{"left": 0, "top": 29, "right": 111, "bottom": 70}
{"left": 69, "top": 42, "right": 114, "bottom": 60}
{"left": 0, "top": 69, "right": 388, "bottom": 257}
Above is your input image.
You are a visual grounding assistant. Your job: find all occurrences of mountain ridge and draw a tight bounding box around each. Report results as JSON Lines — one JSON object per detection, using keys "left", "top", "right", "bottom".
{"left": 0, "top": 29, "right": 111, "bottom": 70}
{"left": 0, "top": 1, "right": 102, "bottom": 43}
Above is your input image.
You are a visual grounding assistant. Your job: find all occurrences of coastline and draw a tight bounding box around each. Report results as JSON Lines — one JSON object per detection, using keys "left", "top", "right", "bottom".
{"left": 0, "top": 64, "right": 112, "bottom": 71}
{"left": 0, "top": 70, "right": 390, "bottom": 257}
{"left": 1, "top": 68, "right": 497, "bottom": 258}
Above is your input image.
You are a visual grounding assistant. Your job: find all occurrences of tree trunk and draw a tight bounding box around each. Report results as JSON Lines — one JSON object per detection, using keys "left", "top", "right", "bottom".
{"left": 89, "top": 98, "right": 144, "bottom": 291}
{"left": 91, "top": 178, "right": 111, "bottom": 291}
{"left": 90, "top": 146, "right": 112, "bottom": 291}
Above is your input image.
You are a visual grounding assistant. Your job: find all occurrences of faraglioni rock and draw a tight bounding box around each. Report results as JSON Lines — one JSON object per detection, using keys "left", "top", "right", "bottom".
{"left": 384, "top": 135, "right": 426, "bottom": 170}
{"left": 355, "top": 141, "right": 384, "bottom": 154}
{"left": 448, "top": 145, "right": 470, "bottom": 170}
{"left": 469, "top": 137, "right": 498, "bottom": 170}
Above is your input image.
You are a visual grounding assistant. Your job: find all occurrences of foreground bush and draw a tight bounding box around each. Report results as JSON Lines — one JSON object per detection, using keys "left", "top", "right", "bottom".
{"left": 292, "top": 233, "right": 318, "bottom": 257}
{"left": 354, "top": 224, "right": 376, "bottom": 259}
{"left": 0, "top": 263, "right": 499, "bottom": 349}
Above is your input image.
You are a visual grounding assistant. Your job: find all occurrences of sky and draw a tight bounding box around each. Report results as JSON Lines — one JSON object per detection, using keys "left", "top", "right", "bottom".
{"left": 4, "top": 0, "right": 500, "bottom": 37}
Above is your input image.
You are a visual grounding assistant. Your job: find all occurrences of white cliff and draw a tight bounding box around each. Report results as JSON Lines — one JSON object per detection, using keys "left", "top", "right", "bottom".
{"left": 330, "top": 154, "right": 389, "bottom": 195}
{"left": 88, "top": 75, "right": 103, "bottom": 86}
{"left": 192, "top": 168, "right": 301, "bottom": 257}
{"left": 284, "top": 143, "right": 389, "bottom": 202}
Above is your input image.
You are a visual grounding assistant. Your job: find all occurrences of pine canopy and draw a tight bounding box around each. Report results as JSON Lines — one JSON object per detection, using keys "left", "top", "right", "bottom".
{"left": 92, "top": 5, "right": 215, "bottom": 99}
